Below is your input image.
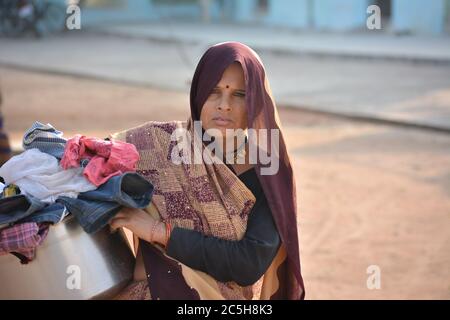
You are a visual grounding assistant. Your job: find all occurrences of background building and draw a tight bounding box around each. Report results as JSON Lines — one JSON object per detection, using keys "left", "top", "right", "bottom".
{"left": 76, "top": 0, "right": 450, "bottom": 35}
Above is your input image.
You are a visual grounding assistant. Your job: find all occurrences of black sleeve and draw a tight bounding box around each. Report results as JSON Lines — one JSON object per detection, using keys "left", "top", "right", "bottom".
{"left": 166, "top": 194, "right": 280, "bottom": 287}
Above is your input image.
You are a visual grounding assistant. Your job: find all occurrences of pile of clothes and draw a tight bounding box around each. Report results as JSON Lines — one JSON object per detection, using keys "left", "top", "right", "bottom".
{"left": 0, "top": 122, "right": 153, "bottom": 264}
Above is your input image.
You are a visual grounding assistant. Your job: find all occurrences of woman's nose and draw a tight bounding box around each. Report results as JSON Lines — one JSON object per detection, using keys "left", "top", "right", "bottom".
{"left": 217, "top": 96, "right": 232, "bottom": 112}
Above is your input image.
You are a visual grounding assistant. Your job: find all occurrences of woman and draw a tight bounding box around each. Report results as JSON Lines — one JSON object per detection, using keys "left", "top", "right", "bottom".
{"left": 109, "top": 42, "right": 305, "bottom": 300}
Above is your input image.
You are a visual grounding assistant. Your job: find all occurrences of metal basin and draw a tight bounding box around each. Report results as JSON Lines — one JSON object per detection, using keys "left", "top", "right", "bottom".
{"left": 0, "top": 215, "right": 135, "bottom": 299}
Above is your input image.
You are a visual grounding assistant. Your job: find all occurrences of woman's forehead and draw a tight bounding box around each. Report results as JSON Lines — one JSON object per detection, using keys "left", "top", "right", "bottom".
{"left": 216, "top": 63, "right": 245, "bottom": 89}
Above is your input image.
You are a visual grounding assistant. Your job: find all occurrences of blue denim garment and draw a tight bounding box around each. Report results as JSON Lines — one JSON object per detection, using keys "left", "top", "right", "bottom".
{"left": 57, "top": 173, "right": 154, "bottom": 234}
{"left": 22, "top": 121, "right": 67, "bottom": 159}
{"left": 20, "top": 202, "right": 69, "bottom": 225}
{"left": 0, "top": 194, "right": 47, "bottom": 225}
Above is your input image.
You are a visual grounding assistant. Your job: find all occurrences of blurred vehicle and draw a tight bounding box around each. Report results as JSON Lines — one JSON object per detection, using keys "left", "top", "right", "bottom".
{"left": 0, "top": 0, "right": 66, "bottom": 37}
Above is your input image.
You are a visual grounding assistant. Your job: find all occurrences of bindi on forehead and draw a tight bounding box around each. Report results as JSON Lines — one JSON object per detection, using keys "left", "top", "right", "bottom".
{"left": 214, "top": 83, "right": 245, "bottom": 91}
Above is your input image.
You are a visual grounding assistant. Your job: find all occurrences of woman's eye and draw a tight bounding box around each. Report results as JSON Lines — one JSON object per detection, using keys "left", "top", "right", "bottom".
{"left": 235, "top": 92, "right": 246, "bottom": 98}
{"left": 208, "top": 89, "right": 220, "bottom": 99}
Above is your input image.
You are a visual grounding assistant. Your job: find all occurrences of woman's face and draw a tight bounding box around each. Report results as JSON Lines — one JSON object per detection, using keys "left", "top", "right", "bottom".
{"left": 200, "top": 62, "right": 248, "bottom": 138}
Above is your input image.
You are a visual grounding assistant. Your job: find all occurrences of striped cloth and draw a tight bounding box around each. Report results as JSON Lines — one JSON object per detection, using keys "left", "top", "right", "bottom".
{"left": 0, "top": 222, "right": 50, "bottom": 264}
{"left": 22, "top": 121, "right": 67, "bottom": 159}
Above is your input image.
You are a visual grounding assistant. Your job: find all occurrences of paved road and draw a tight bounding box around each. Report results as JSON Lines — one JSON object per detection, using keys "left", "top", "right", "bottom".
{"left": 1, "top": 31, "right": 450, "bottom": 130}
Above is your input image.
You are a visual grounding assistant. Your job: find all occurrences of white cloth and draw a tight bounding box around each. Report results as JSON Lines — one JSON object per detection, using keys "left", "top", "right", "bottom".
{"left": 0, "top": 148, "right": 96, "bottom": 203}
{"left": 0, "top": 182, "right": 4, "bottom": 194}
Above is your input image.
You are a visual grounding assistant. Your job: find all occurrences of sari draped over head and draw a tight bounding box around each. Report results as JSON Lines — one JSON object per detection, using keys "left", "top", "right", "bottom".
{"left": 111, "top": 42, "right": 305, "bottom": 300}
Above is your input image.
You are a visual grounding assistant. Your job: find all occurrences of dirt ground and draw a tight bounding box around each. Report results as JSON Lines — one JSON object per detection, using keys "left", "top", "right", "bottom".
{"left": 1, "top": 67, "right": 449, "bottom": 299}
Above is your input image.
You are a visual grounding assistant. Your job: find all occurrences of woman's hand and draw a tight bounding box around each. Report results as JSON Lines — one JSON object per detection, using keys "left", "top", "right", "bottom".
{"left": 109, "top": 207, "right": 167, "bottom": 246}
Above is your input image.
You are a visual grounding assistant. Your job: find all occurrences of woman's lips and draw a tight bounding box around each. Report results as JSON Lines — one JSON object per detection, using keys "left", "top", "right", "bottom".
{"left": 212, "top": 117, "right": 232, "bottom": 126}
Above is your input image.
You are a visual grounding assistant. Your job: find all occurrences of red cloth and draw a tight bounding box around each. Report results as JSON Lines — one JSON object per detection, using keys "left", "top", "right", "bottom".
{"left": 61, "top": 135, "right": 139, "bottom": 187}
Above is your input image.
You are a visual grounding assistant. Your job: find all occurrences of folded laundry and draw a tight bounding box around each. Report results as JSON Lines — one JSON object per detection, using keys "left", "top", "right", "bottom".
{"left": 0, "top": 194, "right": 47, "bottom": 226}
{"left": 61, "top": 135, "right": 139, "bottom": 187}
{"left": 0, "top": 182, "right": 69, "bottom": 226}
{"left": 0, "top": 148, "right": 97, "bottom": 203}
{"left": 22, "top": 121, "right": 67, "bottom": 159}
{"left": 0, "top": 222, "right": 50, "bottom": 264}
{"left": 57, "top": 172, "right": 153, "bottom": 234}
{"left": 20, "top": 202, "right": 69, "bottom": 225}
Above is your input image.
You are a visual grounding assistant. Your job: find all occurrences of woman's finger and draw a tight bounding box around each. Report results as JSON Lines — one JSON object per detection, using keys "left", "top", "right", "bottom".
{"left": 113, "top": 211, "right": 127, "bottom": 219}
{"left": 113, "top": 208, "right": 134, "bottom": 219}
{"left": 109, "top": 217, "right": 128, "bottom": 230}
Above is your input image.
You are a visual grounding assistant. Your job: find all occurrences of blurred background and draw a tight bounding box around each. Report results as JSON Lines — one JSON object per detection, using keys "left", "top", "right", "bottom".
{"left": 0, "top": 0, "right": 449, "bottom": 299}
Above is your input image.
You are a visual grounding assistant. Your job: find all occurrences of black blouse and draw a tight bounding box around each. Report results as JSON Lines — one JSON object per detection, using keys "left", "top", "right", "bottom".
{"left": 166, "top": 168, "right": 280, "bottom": 286}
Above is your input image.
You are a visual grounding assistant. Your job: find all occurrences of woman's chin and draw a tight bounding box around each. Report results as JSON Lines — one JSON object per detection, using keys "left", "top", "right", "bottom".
{"left": 205, "top": 127, "right": 230, "bottom": 139}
